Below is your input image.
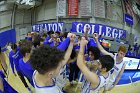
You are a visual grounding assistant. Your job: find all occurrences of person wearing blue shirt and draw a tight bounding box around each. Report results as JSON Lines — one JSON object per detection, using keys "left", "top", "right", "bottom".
{"left": 19, "top": 41, "right": 34, "bottom": 87}
{"left": 9, "top": 43, "right": 31, "bottom": 92}
{"left": 30, "top": 33, "right": 75, "bottom": 93}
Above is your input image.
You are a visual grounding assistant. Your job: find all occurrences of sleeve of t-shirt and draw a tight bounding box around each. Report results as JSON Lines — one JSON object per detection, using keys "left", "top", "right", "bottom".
{"left": 87, "top": 38, "right": 97, "bottom": 48}
{"left": 57, "top": 37, "right": 70, "bottom": 51}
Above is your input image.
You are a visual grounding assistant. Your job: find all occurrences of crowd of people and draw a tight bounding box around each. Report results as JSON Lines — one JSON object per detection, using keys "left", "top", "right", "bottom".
{"left": 0, "top": 28, "right": 129, "bottom": 93}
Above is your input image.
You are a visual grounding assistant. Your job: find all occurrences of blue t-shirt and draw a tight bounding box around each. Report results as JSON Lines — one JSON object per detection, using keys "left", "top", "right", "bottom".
{"left": 87, "top": 38, "right": 97, "bottom": 47}
{"left": 9, "top": 48, "right": 23, "bottom": 72}
{"left": 57, "top": 37, "right": 70, "bottom": 51}
{"left": 19, "top": 58, "right": 34, "bottom": 86}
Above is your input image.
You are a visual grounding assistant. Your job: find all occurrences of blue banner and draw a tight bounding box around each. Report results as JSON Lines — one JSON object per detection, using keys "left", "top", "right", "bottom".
{"left": 124, "top": 14, "right": 133, "bottom": 25}
{"left": 32, "top": 22, "right": 64, "bottom": 32}
{"left": 71, "top": 22, "right": 127, "bottom": 39}
{"left": 0, "top": 29, "right": 16, "bottom": 47}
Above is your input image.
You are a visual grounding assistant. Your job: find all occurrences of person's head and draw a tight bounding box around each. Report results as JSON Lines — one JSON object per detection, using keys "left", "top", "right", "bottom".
{"left": 33, "top": 37, "right": 44, "bottom": 48}
{"left": 11, "top": 43, "right": 17, "bottom": 53}
{"left": 55, "top": 31, "right": 60, "bottom": 38}
{"left": 41, "top": 33, "right": 47, "bottom": 40}
{"left": 27, "top": 32, "right": 31, "bottom": 37}
{"left": 118, "top": 45, "right": 127, "bottom": 59}
{"left": 63, "top": 32, "right": 69, "bottom": 39}
{"left": 47, "top": 31, "right": 54, "bottom": 37}
{"left": 20, "top": 40, "right": 32, "bottom": 57}
{"left": 98, "top": 55, "right": 114, "bottom": 72}
{"left": 88, "top": 46, "right": 100, "bottom": 61}
{"left": 30, "top": 45, "right": 65, "bottom": 78}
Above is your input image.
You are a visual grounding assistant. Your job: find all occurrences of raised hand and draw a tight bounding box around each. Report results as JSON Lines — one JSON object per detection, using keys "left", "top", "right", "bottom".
{"left": 93, "top": 33, "right": 99, "bottom": 41}
{"left": 80, "top": 37, "right": 88, "bottom": 47}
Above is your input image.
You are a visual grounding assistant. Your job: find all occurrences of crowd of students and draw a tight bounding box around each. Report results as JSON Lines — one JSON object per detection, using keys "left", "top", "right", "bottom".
{"left": 0, "top": 28, "right": 127, "bottom": 93}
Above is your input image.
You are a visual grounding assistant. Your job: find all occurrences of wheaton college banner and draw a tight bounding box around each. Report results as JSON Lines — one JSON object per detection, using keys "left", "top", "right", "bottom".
{"left": 71, "top": 22, "right": 126, "bottom": 39}
{"left": 32, "top": 22, "right": 127, "bottom": 39}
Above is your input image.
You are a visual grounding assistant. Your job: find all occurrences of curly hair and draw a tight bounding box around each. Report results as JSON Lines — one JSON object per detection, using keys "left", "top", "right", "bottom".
{"left": 30, "top": 45, "right": 65, "bottom": 74}
{"left": 99, "top": 55, "right": 114, "bottom": 72}
{"left": 88, "top": 46, "right": 100, "bottom": 60}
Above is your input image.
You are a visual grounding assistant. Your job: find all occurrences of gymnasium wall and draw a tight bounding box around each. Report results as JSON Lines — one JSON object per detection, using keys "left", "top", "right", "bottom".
{"left": 0, "top": 0, "right": 140, "bottom": 45}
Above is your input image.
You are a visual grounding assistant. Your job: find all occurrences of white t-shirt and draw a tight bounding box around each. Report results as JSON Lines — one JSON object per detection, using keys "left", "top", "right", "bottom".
{"left": 81, "top": 72, "right": 110, "bottom": 93}
{"left": 56, "top": 65, "right": 67, "bottom": 89}
{"left": 106, "top": 53, "right": 125, "bottom": 89}
{"left": 33, "top": 71, "right": 63, "bottom": 93}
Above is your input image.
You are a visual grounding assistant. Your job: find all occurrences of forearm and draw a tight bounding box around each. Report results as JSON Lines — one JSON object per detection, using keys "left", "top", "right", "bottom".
{"left": 95, "top": 39, "right": 104, "bottom": 52}
{"left": 62, "top": 42, "right": 74, "bottom": 66}
{"left": 84, "top": 31, "right": 88, "bottom": 40}
{"left": 77, "top": 45, "right": 85, "bottom": 68}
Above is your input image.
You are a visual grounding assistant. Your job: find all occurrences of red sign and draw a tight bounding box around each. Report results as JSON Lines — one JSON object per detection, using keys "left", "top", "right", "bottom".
{"left": 68, "top": 0, "right": 79, "bottom": 16}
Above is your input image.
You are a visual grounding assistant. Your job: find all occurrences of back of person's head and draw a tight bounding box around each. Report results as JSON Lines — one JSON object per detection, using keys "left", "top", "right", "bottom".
{"left": 99, "top": 55, "right": 114, "bottom": 72}
{"left": 41, "top": 33, "right": 47, "bottom": 39}
{"left": 33, "top": 37, "right": 44, "bottom": 48}
{"left": 47, "top": 31, "right": 54, "bottom": 36}
{"left": 20, "top": 40, "right": 32, "bottom": 57}
{"left": 55, "top": 31, "right": 60, "bottom": 36}
{"left": 11, "top": 43, "right": 17, "bottom": 50}
{"left": 63, "top": 32, "right": 69, "bottom": 39}
{"left": 118, "top": 45, "right": 127, "bottom": 53}
{"left": 30, "top": 45, "right": 65, "bottom": 75}
{"left": 88, "top": 46, "right": 100, "bottom": 60}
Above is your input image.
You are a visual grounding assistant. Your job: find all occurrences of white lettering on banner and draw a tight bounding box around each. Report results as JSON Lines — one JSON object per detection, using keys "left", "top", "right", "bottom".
{"left": 32, "top": 25, "right": 36, "bottom": 31}
{"left": 32, "top": 23, "right": 64, "bottom": 32}
{"left": 44, "top": 24, "right": 47, "bottom": 31}
{"left": 48, "top": 24, "right": 52, "bottom": 31}
{"left": 58, "top": 23, "right": 63, "bottom": 31}
{"left": 76, "top": 23, "right": 83, "bottom": 33}
{"left": 119, "top": 30, "right": 124, "bottom": 38}
{"left": 91, "top": 25, "right": 95, "bottom": 34}
{"left": 40, "top": 24, "right": 44, "bottom": 31}
{"left": 37, "top": 25, "right": 40, "bottom": 31}
{"left": 106, "top": 27, "right": 112, "bottom": 37}
{"left": 99, "top": 25, "right": 103, "bottom": 35}
{"left": 52, "top": 23, "right": 57, "bottom": 31}
{"left": 112, "top": 29, "right": 118, "bottom": 38}
{"left": 72, "top": 22, "right": 126, "bottom": 39}
{"left": 126, "top": 17, "right": 133, "bottom": 21}
{"left": 84, "top": 24, "right": 90, "bottom": 34}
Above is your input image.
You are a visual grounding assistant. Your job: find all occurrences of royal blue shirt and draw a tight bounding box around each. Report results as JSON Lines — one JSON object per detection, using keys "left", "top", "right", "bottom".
{"left": 87, "top": 38, "right": 97, "bottom": 47}
{"left": 19, "top": 58, "right": 34, "bottom": 86}
{"left": 9, "top": 48, "right": 23, "bottom": 72}
{"left": 57, "top": 37, "right": 70, "bottom": 51}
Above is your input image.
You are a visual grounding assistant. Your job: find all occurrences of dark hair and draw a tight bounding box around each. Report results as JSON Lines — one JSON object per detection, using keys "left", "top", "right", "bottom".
{"left": 11, "top": 43, "right": 17, "bottom": 50}
{"left": 55, "top": 31, "right": 60, "bottom": 35}
{"left": 63, "top": 32, "right": 69, "bottom": 39}
{"left": 33, "top": 37, "right": 44, "bottom": 48}
{"left": 42, "top": 33, "right": 47, "bottom": 38}
{"left": 47, "top": 31, "right": 54, "bottom": 36}
{"left": 30, "top": 45, "right": 65, "bottom": 74}
{"left": 20, "top": 40, "right": 32, "bottom": 57}
{"left": 99, "top": 55, "right": 114, "bottom": 72}
{"left": 88, "top": 46, "right": 100, "bottom": 60}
